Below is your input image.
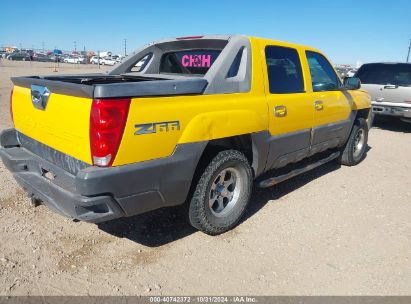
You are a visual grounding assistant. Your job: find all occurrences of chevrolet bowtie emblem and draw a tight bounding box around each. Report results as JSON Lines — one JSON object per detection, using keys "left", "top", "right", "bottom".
{"left": 31, "top": 85, "right": 51, "bottom": 110}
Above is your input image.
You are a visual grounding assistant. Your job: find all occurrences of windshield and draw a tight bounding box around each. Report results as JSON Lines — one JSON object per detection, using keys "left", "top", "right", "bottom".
{"left": 160, "top": 49, "right": 222, "bottom": 75}
{"left": 356, "top": 63, "right": 411, "bottom": 86}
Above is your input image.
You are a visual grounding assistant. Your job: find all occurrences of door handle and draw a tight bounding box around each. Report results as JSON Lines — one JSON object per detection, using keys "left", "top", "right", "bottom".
{"left": 314, "top": 100, "right": 324, "bottom": 111}
{"left": 274, "top": 105, "right": 287, "bottom": 117}
{"left": 383, "top": 85, "right": 398, "bottom": 89}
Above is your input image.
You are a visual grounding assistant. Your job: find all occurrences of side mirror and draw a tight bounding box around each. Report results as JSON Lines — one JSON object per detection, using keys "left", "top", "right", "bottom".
{"left": 343, "top": 77, "right": 361, "bottom": 90}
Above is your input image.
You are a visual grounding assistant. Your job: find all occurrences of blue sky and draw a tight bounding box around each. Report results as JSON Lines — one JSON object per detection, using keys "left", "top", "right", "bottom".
{"left": 0, "top": 0, "right": 410, "bottom": 64}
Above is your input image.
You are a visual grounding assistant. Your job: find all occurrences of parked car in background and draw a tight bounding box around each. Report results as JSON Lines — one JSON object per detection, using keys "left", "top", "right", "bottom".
{"left": 356, "top": 62, "right": 411, "bottom": 123}
{"left": 7, "top": 52, "right": 31, "bottom": 61}
{"left": 64, "top": 56, "right": 86, "bottom": 64}
{"left": 336, "top": 67, "right": 350, "bottom": 78}
{"left": 33, "top": 53, "right": 54, "bottom": 62}
{"left": 90, "top": 56, "right": 103, "bottom": 64}
{"left": 63, "top": 56, "right": 75, "bottom": 63}
{"left": 346, "top": 69, "right": 357, "bottom": 77}
{"left": 100, "top": 57, "right": 117, "bottom": 65}
{"left": 60, "top": 54, "right": 69, "bottom": 62}
{"left": 111, "top": 55, "right": 122, "bottom": 62}
{"left": 48, "top": 54, "right": 63, "bottom": 62}
{"left": 335, "top": 66, "right": 357, "bottom": 79}
{"left": 132, "top": 54, "right": 150, "bottom": 72}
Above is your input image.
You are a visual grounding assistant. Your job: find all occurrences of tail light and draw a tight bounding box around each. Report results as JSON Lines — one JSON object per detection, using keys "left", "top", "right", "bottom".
{"left": 90, "top": 99, "right": 130, "bottom": 167}
{"left": 10, "top": 87, "right": 14, "bottom": 124}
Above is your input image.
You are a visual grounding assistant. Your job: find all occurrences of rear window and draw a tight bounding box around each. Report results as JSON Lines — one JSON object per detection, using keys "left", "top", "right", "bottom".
{"left": 356, "top": 63, "right": 411, "bottom": 86}
{"left": 160, "top": 49, "right": 221, "bottom": 75}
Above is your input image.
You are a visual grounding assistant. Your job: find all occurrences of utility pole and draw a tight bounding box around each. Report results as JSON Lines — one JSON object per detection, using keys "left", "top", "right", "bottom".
{"left": 74, "top": 41, "right": 77, "bottom": 52}
{"left": 42, "top": 41, "right": 45, "bottom": 52}
{"left": 124, "top": 39, "right": 127, "bottom": 57}
{"left": 407, "top": 39, "right": 411, "bottom": 63}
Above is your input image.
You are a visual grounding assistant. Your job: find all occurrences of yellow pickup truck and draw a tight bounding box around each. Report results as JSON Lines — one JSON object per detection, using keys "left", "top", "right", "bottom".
{"left": 1, "top": 35, "right": 371, "bottom": 235}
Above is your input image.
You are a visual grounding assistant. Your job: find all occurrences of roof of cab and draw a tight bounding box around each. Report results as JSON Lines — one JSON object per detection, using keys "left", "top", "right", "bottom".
{"left": 248, "top": 35, "right": 322, "bottom": 53}
{"left": 150, "top": 34, "right": 322, "bottom": 53}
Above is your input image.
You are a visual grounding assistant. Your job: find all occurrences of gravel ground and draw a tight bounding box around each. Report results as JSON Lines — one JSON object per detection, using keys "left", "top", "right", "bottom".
{"left": 0, "top": 60, "right": 410, "bottom": 296}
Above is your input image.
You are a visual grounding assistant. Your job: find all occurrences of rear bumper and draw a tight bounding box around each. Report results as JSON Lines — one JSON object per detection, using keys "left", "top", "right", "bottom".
{"left": 0, "top": 129, "right": 206, "bottom": 223}
{"left": 372, "top": 101, "right": 411, "bottom": 118}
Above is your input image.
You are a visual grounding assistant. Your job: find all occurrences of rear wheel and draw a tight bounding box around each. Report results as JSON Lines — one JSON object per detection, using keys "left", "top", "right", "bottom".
{"left": 339, "top": 118, "right": 368, "bottom": 166}
{"left": 188, "top": 150, "right": 253, "bottom": 235}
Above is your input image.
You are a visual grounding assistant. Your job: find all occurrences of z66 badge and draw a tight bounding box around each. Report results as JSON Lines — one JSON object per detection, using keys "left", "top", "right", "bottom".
{"left": 134, "top": 121, "right": 180, "bottom": 135}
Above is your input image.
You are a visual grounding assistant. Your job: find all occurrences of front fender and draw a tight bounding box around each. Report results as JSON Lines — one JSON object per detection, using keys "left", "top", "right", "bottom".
{"left": 351, "top": 89, "right": 372, "bottom": 110}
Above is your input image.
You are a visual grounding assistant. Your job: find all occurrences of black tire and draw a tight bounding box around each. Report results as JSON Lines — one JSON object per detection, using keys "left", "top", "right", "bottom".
{"left": 188, "top": 150, "right": 253, "bottom": 235}
{"left": 339, "top": 118, "right": 368, "bottom": 166}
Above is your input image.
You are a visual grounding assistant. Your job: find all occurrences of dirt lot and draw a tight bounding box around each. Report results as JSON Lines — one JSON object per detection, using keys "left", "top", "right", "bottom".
{"left": 0, "top": 60, "right": 410, "bottom": 296}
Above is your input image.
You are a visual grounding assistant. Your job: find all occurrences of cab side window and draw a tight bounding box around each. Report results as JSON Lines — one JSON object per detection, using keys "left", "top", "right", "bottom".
{"left": 306, "top": 51, "right": 340, "bottom": 92}
{"left": 265, "top": 46, "right": 304, "bottom": 94}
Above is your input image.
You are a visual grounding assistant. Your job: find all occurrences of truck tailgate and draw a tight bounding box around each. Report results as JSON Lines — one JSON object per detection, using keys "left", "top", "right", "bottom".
{"left": 12, "top": 85, "right": 93, "bottom": 164}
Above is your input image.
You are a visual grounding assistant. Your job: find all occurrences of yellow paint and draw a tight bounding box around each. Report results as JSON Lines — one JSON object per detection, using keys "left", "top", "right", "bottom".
{"left": 350, "top": 89, "right": 372, "bottom": 110}
{"left": 12, "top": 86, "right": 92, "bottom": 163}
{"left": 114, "top": 38, "right": 269, "bottom": 165}
{"left": 113, "top": 93, "right": 268, "bottom": 165}
{"left": 11, "top": 36, "right": 371, "bottom": 167}
{"left": 257, "top": 38, "right": 314, "bottom": 136}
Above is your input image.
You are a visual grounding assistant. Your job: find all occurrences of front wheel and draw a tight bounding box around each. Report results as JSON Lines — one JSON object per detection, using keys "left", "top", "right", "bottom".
{"left": 339, "top": 118, "right": 368, "bottom": 166}
{"left": 188, "top": 150, "right": 253, "bottom": 235}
